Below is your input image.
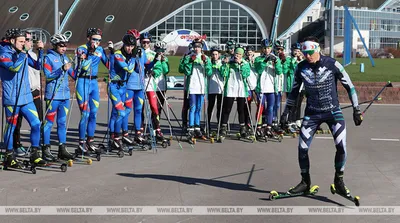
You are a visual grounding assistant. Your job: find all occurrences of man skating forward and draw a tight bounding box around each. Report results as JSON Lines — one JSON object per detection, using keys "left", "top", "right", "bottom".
{"left": 280, "top": 36, "right": 363, "bottom": 196}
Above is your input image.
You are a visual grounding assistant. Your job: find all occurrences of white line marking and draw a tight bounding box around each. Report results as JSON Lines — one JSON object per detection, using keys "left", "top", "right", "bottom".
{"left": 315, "top": 136, "right": 333, "bottom": 140}
{"left": 371, "top": 138, "right": 400, "bottom": 142}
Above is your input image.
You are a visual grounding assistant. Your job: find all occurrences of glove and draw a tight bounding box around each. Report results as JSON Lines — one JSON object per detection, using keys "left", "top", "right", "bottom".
{"left": 107, "top": 41, "right": 114, "bottom": 51}
{"left": 353, "top": 106, "right": 363, "bottom": 126}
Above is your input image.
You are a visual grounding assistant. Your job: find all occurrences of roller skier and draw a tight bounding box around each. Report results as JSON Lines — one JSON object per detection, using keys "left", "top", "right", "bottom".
{"left": 279, "top": 36, "right": 363, "bottom": 202}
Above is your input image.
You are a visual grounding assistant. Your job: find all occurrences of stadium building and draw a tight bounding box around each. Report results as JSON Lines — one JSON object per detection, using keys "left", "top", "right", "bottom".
{"left": 0, "top": 0, "right": 315, "bottom": 52}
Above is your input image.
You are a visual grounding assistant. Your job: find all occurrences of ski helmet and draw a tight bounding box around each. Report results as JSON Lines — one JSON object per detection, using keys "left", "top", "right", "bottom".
{"left": 226, "top": 40, "right": 236, "bottom": 49}
{"left": 126, "top": 29, "right": 140, "bottom": 39}
{"left": 122, "top": 34, "right": 137, "bottom": 46}
{"left": 154, "top": 41, "right": 167, "bottom": 52}
{"left": 261, "top": 38, "right": 272, "bottom": 47}
{"left": 245, "top": 45, "right": 255, "bottom": 52}
{"left": 50, "top": 33, "right": 69, "bottom": 45}
{"left": 87, "top": 28, "right": 102, "bottom": 37}
{"left": 210, "top": 46, "right": 220, "bottom": 52}
{"left": 192, "top": 38, "right": 203, "bottom": 48}
{"left": 274, "top": 40, "right": 284, "bottom": 49}
{"left": 291, "top": 42, "right": 301, "bottom": 50}
{"left": 140, "top": 32, "right": 152, "bottom": 41}
{"left": 5, "top": 28, "right": 26, "bottom": 40}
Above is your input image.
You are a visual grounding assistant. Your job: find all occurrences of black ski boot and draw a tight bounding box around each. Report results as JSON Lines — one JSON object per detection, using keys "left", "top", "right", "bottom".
{"left": 78, "top": 140, "right": 88, "bottom": 154}
{"left": 256, "top": 125, "right": 265, "bottom": 138}
{"left": 30, "top": 147, "right": 47, "bottom": 165}
{"left": 122, "top": 131, "right": 135, "bottom": 146}
{"left": 155, "top": 129, "right": 165, "bottom": 141}
{"left": 111, "top": 136, "right": 123, "bottom": 151}
{"left": 220, "top": 124, "right": 227, "bottom": 137}
{"left": 194, "top": 126, "right": 206, "bottom": 140}
{"left": 187, "top": 127, "right": 195, "bottom": 144}
{"left": 86, "top": 137, "right": 99, "bottom": 153}
{"left": 246, "top": 123, "right": 254, "bottom": 136}
{"left": 264, "top": 125, "right": 274, "bottom": 138}
{"left": 334, "top": 171, "right": 350, "bottom": 196}
{"left": 42, "top": 145, "right": 56, "bottom": 162}
{"left": 58, "top": 144, "right": 74, "bottom": 160}
{"left": 135, "top": 131, "right": 146, "bottom": 144}
{"left": 288, "top": 173, "right": 311, "bottom": 194}
{"left": 240, "top": 124, "right": 248, "bottom": 138}
{"left": 5, "top": 152, "right": 22, "bottom": 168}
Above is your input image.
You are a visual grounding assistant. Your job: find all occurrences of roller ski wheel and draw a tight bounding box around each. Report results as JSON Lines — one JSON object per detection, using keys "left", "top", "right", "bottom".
{"left": 277, "top": 135, "right": 283, "bottom": 142}
{"left": 117, "top": 150, "right": 125, "bottom": 158}
{"left": 128, "top": 150, "right": 133, "bottom": 156}
{"left": 323, "top": 129, "right": 332, "bottom": 134}
{"left": 67, "top": 160, "right": 73, "bottom": 167}
{"left": 60, "top": 163, "right": 68, "bottom": 172}
{"left": 210, "top": 138, "right": 215, "bottom": 143}
{"left": 161, "top": 141, "right": 168, "bottom": 148}
{"left": 86, "top": 159, "right": 93, "bottom": 165}
{"left": 330, "top": 184, "right": 360, "bottom": 206}
{"left": 269, "top": 185, "right": 319, "bottom": 200}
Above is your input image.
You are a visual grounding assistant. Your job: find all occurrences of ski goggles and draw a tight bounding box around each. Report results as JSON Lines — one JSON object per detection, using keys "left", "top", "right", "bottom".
{"left": 58, "top": 43, "right": 68, "bottom": 47}
{"left": 301, "top": 41, "right": 320, "bottom": 56}
{"left": 91, "top": 38, "right": 102, "bottom": 42}
{"left": 141, "top": 40, "right": 150, "bottom": 44}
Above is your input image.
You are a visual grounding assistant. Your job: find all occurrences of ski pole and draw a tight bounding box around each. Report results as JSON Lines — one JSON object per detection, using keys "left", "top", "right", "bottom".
{"left": 341, "top": 97, "right": 382, "bottom": 110}
{"left": 362, "top": 81, "right": 392, "bottom": 115}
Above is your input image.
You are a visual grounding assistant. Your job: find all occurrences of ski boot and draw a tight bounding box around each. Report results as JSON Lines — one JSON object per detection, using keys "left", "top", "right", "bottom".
{"left": 4, "top": 152, "right": 23, "bottom": 168}
{"left": 135, "top": 131, "right": 147, "bottom": 145}
{"left": 42, "top": 145, "right": 56, "bottom": 162}
{"left": 58, "top": 144, "right": 74, "bottom": 161}
{"left": 330, "top": 171, "right": 360, "bottom": 206}
{"left": 256, "top": 125, "right": 266, "bottom": 142}
{"left": 2, "top": 151, "right": 35, "bottom": 173}
{"left": 217, "top": 125, "right": 227, "bottom": 143}
{"left": 14, "top": 144, "right": 27, "bottom": 157}
{"left": 86, "top": 136, "right": 100, "bottom": 153}
{"left": 194, "top": 126, "right": 207, "bottom": 140}
{"left": 110, "top": 136, "right": 125, "bottom": 158}
{"left": 30, "top": 147, "right": 47, "bottom": 165}
{"left": 265, "top": 125, "right": 283, "bottom": 142}
{"left": 246, "top": 123, "right": 254, "bottom": 136}
{"left": 155, "top": 129, "right": 169, "bottom": 148}
{"left": 75, "top": 140, "right": 98, "bottom": 163}
{"left": 122, "top": 131, "right": 135, "bottom": 146}
{"left": 272, "top": 121, "right": 285, "bottom": 135}
{"left": 270, "top": 173, "right": 319, "bottom": 200}
{"left": 186, "top": 127, "right": 196, "bottom": 144}
{"left": 288, "top": 173, "right": 311, "bottom": 195}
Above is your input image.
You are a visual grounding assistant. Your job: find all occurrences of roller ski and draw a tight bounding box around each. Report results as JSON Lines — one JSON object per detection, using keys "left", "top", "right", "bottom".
{"left": 284, "top": 123, "right": 300, "bottom": 138}
{"left": 265, "top": 125, "right": 283, "bottom": 142}
{"left": 194, "top": 127, "right": 214, "bottom": 143}
{"left": 235, "top": 125, "right": 255, "bottom": 143}
{"left": 330, "top": 172, "right": 360, "bottom": 206}
{"left": 74, "top": 139, "right": 101, "bottom": 164}
{"left": 99, "top": 135, "right": 125, "bottom": 158}
{"left": 121, "top": 132, "right": 151, "bottom": 154}
{"left": 316, "top": 125, "right": 331, "bottom": 134}
{"left": 0, "top": 151, "right": 37, "bottom": 174}
{"left": 25, "top": 147, "right": 68, "bottom": 173}
{"left": 270, "top": 173, "right": 319, "bottom": 200}
{"left": 39, "top": 145, "right": 73, "bottom": 170}
{"left": 154, "top": 129, "right": 171, "bottom": 148}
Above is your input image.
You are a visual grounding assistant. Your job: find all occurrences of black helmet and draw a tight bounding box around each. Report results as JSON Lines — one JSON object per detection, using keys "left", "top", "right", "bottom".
{"left": 245, "top": 45, "right": 255, "bottom": 52}
{"left": 261, "top": 38, "right": 272, "bottom": 47}
{"left": 122, "top": 34, "right": 137, "bottom": 46}
{"left": 5, "top": 28, "right": 26, "bottom": 40}
{"left": 87, "top": 28, "right": 102, "bottom": 37}
{"left": 291, "top": 42, "right": 301, "bottom": 50}
{"left": 210, "top": 46, "right": 220, "bottom": 52}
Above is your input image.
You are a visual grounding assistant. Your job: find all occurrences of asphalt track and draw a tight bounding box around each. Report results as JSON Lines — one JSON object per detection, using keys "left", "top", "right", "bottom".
{"left": 1, "top": 100, "right": 400, "bottom": 223}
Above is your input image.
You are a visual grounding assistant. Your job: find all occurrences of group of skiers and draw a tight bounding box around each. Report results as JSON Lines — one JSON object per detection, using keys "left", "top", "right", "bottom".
{"left": 178, "top": 38, "right": 305, "bottom": 142}
{"left": 0, "top": 27, "right": 364, "bottom": 199}
{"left": 0, "top": 28, "right": 170, "bottom": 167}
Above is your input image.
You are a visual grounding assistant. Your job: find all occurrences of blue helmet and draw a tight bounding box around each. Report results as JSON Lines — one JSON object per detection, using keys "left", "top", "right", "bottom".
{"left": 210, "top": 46, "right": 220, "bottom": 52}
{"left": 261, "top": 38, "right": 272, "bottom": 47}
{"left": 87, "top": 28, "right": 102, "bottom": 37}
{"left": 140, "top": 32, "right": 152, "bottom": 41}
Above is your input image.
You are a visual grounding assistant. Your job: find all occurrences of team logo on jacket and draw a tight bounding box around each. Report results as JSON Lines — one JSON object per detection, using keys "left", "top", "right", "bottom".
{"left": 94, "top": 51, "right": 102, "bottom": 57}
{"left": 54, "top": 59, "right": 59, "bottom": 63}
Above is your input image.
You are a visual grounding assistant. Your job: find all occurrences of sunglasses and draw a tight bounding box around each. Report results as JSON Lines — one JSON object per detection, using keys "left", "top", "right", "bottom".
{"left": 142, "top": 41, "right": 150, "bottom": 44}
{"left": 302, "top": 50, "right": 316, "bottom": 56}
{"left": 91, "top": 38, "right": 102, "bottom": 42}
{"left": 58, "top": 44, "right": 67, "bottom": 47}
{"left": 25, "top": 38, "right": 32, "bottom": 42}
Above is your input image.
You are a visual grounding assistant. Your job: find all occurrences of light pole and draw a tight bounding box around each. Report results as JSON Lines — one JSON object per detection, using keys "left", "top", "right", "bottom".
{"left": 54, "top": 0, "right": 59, "bottom": 34}
{"left": 59, "top": 12, "right": 63, "bottom": 29}
{"left": 330, "top": 0, "right": 335, "bottom": 57}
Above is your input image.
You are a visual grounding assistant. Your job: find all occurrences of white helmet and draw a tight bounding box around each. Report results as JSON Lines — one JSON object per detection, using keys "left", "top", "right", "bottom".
{"left": 50, "top": 34, "right": 69, "bottom": 45}
{"left": 154, "top": 41, "right": 167, "bottom": 50}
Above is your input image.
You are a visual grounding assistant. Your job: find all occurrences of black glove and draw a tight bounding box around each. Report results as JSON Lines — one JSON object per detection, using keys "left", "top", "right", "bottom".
{"left": 353, "top": 106, "right": 363, "bottom": 126}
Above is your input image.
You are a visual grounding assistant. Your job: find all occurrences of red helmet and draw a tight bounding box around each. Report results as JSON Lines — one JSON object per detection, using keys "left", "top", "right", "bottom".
{"left": 126, "top": 29, "right": 140, "bottom": 39}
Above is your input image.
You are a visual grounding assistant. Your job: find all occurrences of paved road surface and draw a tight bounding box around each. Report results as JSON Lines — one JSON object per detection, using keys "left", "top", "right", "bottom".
{"left": 1, "top": 101, "right": 399, "bottom": 223}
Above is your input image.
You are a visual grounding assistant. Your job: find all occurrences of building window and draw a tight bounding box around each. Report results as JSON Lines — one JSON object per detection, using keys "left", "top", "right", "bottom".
{"left": 105, "top": 15, "right": 115, "bottom": 23}
{"left": 9, "top": 6, "right": 18, "bottom": 13}
{"left": 397, "top": 8, "right": 400, "bottom": 13}
{"left": 64, "top": 31, "right": 72, "bottom": 39}
{"left": 20, "top": 13, "right": 29, "bottom": 21}
{"left": 307, "top": 16, "right": 313, "bottom": 22}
